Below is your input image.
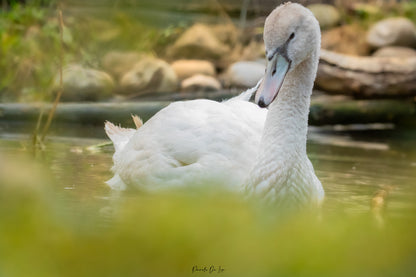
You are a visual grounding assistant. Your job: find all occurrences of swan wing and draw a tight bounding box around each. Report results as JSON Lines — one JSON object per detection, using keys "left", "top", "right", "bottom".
{"left": 227, "top": 78, "right": 262, "bottom": 102}
{"left": 112, "top": 99, "right": 266, "bottom": 190}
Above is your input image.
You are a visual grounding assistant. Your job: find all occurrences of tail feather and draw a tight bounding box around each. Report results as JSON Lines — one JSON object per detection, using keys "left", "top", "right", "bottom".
{"left": 104, "top": 116, "right": 143, "bottom": 191}
{"left": 104, "top": 121, "right": 136, "bottom": 152}
{"left": 131, "top": 114, "right": 143, "bottom": 129}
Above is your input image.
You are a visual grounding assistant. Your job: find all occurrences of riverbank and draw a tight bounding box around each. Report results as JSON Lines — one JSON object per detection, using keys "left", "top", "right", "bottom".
{"left": 1, "top": 95, "right": 415, "bottom": 127}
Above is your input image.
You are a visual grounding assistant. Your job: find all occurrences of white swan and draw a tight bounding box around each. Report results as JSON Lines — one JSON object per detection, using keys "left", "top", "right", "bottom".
{"left": 105, "top": 3, "right": 324, "bottom": 207}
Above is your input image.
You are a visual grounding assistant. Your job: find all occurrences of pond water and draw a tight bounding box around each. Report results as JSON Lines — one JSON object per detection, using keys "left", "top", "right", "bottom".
{"left": 1, "top": 121, "right": 416, "bottom": 276}
{"left": 1, "top": 122, "right": 415, "bottom": 219}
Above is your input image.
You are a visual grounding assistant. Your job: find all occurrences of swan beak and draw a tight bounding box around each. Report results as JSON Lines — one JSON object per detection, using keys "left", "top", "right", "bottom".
{"left": 255, "top": 53, "right": 290, "bottom": 108}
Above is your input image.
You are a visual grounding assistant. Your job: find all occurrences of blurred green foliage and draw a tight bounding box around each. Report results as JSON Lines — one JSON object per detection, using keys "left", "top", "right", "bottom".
{"left": 0, "top": 0, "right": 185, "bottom": 101}
{"left": 342, "top": 1, "right": 416, "bottom": 28}
{"left": 0, "top": 1, "right": 58, "bottom": 101}
{"left": 0, "top": 153, "right": 416, "bottom": 277}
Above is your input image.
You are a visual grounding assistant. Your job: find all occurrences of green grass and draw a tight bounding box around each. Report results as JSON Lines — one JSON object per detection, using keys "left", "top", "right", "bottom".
{"left": 1, "top": 155, "right": 415, "bottom": 277}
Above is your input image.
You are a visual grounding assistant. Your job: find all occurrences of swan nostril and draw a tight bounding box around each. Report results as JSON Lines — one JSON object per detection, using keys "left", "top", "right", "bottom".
{"left": 258, "top": 97, "right": 267, "bottom": 108}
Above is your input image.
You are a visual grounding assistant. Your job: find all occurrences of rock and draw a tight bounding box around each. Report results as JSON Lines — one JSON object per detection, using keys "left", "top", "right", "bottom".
{"left": 240, "top": 40, "right": 266, "bottom": 61}
{"left": 167, "top": 24, "right": 230, "bottom": 61}
{"left": 307, "top": 4, "right": 340, "bottom": 30}
{"left": 372, "top": 46, "right": 416, "bottom": 58}
{"left": 102, "top": 51, "right": 143, "bottom": 81}
{"left": 367, "top": 17, "right": 416, "bottom": 49}
{"left": 181, "top": 74, "right": 221, "bottom": 92}
{"left": 224, "top": 61, "right": 265, "bottom": 88}
{"left": 119, "top": 57, "right": 178, "bottom": 95}
{"left": 322, "top": 25, "right": 371, "bottom": 56}
{"left": 217, "top": 40, "right": 265, "bottom": 71}
{"left": 210, "top": 24, "right": 239, "bottom": 47}
{"left": 53, "top": 65, "right": 114, "bottom": 102}
{"left": 171, "top": 60, "right": 216, "bottom": 80}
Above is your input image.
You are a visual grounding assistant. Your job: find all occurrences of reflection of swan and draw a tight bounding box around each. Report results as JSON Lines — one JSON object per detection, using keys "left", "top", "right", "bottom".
{"left": 105, "top": 3, "right": 324, "bottom": 207}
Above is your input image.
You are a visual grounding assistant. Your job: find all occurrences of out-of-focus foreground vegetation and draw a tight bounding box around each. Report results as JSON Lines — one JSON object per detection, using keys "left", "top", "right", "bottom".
{"left": 0, "top": 153, "right": 416, "bottom": 277}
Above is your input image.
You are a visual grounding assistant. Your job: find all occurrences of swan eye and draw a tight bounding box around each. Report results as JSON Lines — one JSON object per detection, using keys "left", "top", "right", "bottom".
{"left": 289, "top": 32, "right": 295, "bottom": 40}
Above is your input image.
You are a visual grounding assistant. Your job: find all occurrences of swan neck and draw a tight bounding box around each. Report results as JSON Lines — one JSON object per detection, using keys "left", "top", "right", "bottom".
{"left": 245, "top": 52, "right": 320, "bottom": 203}
{"left": 261, "top": 52, "right": 317, "bottom": 156}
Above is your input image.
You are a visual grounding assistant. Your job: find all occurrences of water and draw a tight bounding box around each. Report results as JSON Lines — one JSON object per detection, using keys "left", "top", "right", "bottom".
{"left": 310, "top": 126, "right": 416, "bottom": 217}
{"left": 1, "top": 123, "right": 415, "bottom": 218}
{"left": 1, "top": 122, "right": 416, "bottom": 276}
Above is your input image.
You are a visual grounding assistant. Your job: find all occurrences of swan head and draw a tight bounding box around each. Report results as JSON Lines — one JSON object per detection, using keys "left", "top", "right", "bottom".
{"left": 255, "top": 2, "right": 321, "bottom": 108}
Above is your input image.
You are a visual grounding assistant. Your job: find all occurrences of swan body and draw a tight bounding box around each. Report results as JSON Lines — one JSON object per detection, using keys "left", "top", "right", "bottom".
{"left": 105, "top": 2, "right": 324, "bottom": 207}
{"left": 106, "top": 90, "right": 266, "bottom": 191}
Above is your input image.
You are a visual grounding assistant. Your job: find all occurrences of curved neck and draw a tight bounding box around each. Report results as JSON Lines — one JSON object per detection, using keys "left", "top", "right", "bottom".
{"left": 244, "top": 48, "right": 323, "bottom": 209}
{"left": 249, "top": 50, "right": 319, "bottom": 189}
{"left": 260, "top": 51, "right": 318, "bottom": 160}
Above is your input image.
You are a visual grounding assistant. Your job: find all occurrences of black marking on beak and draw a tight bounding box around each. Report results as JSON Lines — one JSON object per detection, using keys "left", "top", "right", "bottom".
{"left": 258, "top": 97, "right": 267, "bottom": 108}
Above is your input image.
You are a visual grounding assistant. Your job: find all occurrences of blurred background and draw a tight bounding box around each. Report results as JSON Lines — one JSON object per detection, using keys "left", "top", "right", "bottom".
{"left": 1, "top": 0, "right": 415, "bottom": 103}
{"left": 1, "top": 1, "right": 416, "bottom": 277}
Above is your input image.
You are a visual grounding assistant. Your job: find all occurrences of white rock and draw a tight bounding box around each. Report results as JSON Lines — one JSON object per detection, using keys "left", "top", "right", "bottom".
{"left": 181, "top": 74, "right": 221, "bottom": 92}
{"left": 102, "top": 51, "right": 143, "bottom": 80}
{"left": 307, "top": 4, "right": 340, "bottom": 29}
{"left": 53, "top": 64, "right": 114, "bottom": 101}
{"left": 167, "top": 24, "right": 230, "bottom": 60}
{"left": 171, "top": 60, "right": 216, "bottom": 80}
{"left": 367, "top": 17, "right": 416, "bottom": 49}
{"left": 224, "top": 61, "right": 265, "bottom": 88}
{"left": 119, "top": 57, "right": 178, "bottom": 95}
